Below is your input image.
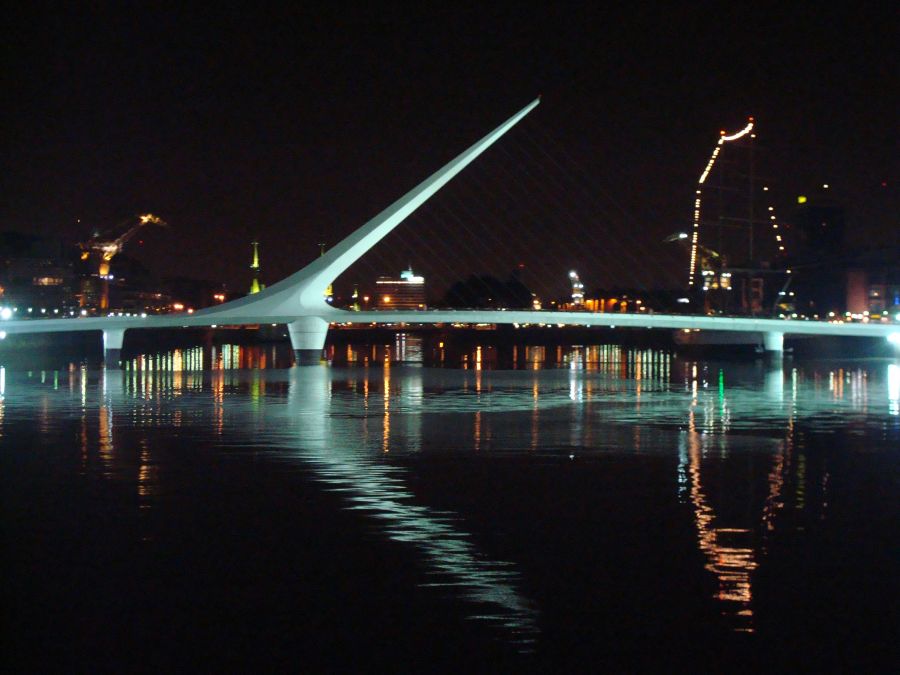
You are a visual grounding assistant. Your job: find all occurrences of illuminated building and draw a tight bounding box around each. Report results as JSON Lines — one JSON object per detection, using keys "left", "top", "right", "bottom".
{"left": 569, "top": 270, "right": 584, "bottom": 307}
{"left": 846, "top": 265, "right": 900, "bottom": 316}
{"left": 581, "top": 291, "right": 652, "bottom": 313}
{"left": 0, "top": 232, "right": 75, "bottom": 312}
{"left": 778, "top": 188, "right": 899, "bottom": 318}
{"left": 376, "top": 267, "right": 426, "bottom": 309}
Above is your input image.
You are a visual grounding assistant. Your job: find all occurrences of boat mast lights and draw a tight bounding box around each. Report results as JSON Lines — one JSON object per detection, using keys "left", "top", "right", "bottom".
{"left": 719, "top": 120, "right": 754, "bottom": 142}
{"left": 766, "top": 194, "right": 787, "bottom": 258}
{"left": 688, "top": 118, "right": 754, "bottom": 287}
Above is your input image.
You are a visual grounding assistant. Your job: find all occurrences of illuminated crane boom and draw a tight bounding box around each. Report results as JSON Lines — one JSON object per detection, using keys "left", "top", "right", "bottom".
{"left": 83, "top": 213, "right": 166, "bottom": 262}
{"left": 79, "top": 213, "right": 166, "bottom": 310}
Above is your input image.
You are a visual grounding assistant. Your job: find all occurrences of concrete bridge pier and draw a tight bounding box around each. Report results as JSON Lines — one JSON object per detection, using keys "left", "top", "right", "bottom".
{"left": 103, "top": 328, "right": 126, "bottom": 368}
{"left": 289, "top": 316, "right": 329, "bottom": 366}
{"left": 762, "top": 331, "right": 784, "bottom": 354}
{"left": 764, "top": 362, "right": 784, "bottom": 400}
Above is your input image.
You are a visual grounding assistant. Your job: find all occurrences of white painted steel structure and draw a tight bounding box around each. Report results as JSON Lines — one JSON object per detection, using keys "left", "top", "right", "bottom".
{"left": 1, "top": 98, "right": 896, "bottom": 363}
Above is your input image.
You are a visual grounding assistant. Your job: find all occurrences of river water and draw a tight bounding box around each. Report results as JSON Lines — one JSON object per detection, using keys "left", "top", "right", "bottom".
{"left": 2, "top": 340, "right": 898, "bottom": 671}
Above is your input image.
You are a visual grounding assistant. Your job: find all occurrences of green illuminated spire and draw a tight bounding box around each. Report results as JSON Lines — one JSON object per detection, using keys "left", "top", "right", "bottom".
{"left": 249, "top": 241, "right": 264, "bottom": 294}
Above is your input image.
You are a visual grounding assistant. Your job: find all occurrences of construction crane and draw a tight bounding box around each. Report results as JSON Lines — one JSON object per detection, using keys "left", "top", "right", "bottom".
{"left": 81, "top": 213, "right": 166, "bottom": 275}
{"left": 79, "top": 213, "right": 166, "bottom": 309}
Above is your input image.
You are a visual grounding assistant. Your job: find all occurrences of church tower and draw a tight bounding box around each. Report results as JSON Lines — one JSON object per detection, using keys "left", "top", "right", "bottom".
{"left": 249, "top": 240, "right": 264, "bottom": 294}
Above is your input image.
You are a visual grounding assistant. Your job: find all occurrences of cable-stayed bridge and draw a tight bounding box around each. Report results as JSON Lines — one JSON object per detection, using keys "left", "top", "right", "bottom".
{"left": 2, "top": 99, "right": 897, "bottom": 365}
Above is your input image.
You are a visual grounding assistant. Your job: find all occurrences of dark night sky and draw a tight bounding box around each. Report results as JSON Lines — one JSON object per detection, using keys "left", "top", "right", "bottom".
{"left": 2, "top": 3, "right": 897, "bottom": 300}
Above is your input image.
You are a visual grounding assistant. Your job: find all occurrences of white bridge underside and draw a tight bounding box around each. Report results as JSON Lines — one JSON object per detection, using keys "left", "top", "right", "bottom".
{"left": 3, "top": 98, "right": 896, "bottom": 356}
{"left": 2, "top": 308, "right": 894, "bottom": 339}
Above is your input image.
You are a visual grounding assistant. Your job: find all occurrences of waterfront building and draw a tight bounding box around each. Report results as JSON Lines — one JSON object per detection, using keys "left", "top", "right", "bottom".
{"left": 580, "top": 291, "right": 648, "bottom": 313}
{"left": 0, "top": 232, "right": 77, "bottom": 314}
{"left": 777, "top": 188, "right": 900, "bottom": 319}
{"left": 846, "top": 264, "right": 900, "bottom": 317}
{"left": 791, "top": 192, "right": 845, "bottom": 261}
{"left": 569, "top": 270, "right": 584, "bottom": 308}
{"left": 376, "top": 267, "right": 426, "bottom": 309}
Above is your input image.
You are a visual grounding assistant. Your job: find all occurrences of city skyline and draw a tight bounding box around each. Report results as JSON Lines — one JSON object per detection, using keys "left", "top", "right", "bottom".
{"left": 3, "top": 8, "right": 898, "bottom": 667}
{"left": 3, "top": 5, "right": 896, "bottom": 299}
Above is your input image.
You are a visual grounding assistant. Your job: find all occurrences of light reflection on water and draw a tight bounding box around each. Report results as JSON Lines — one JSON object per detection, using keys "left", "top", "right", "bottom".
{"left": 2, "top": 343, "right": 898, "bottom": 644}
{"left": 277, "top": 366, "right": 537, "bottom": 644}
{"left": 889, "top": 363, "right": 900, "bottom": 415}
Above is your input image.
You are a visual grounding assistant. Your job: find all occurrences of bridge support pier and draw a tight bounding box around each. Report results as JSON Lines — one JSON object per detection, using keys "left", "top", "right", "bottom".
{"left": 103, "top": 329, "right": 126, "bottom": 368}
{"left": 762, "top": 331, "right": 784, "bottom": 354}
{"left": 288, "top": 317, "right": 329, "bottom": 366}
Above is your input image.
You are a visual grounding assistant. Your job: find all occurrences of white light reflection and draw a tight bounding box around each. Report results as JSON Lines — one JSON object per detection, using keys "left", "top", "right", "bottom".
{"left": 98, "top": 369, "right": 119, "bottom": 478}
{"left": 765, "top": 365, "right": 784, "bottom": 401}
{"left": 281, "top": 367, "right": 537, "bottom": 647}
{"left": 0, "top": 366, "right": 5, "bottom": 439}
{"left": 889, "top": 364, "right": 899, "bottom": 416}
{"left": 382, "top": 360, "right": 390, "bottom": 452}
{"left": 137, "top": 437, "right": 159, "bottom": 521}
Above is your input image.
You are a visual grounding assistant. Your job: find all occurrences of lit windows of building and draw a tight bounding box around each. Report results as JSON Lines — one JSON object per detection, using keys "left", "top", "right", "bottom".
{"left": 376, "top": 268, "right": 426, "bottom": 309}
{"left": 33, "top": 276, "right": 64, "bottom": 286}
{"left": 569, "top": 271, "right": 584, "bottom": 308}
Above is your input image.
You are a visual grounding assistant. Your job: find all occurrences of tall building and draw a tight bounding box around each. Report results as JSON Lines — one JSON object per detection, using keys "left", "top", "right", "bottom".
{"left": 376, "top": 267, "right": 426, "bottom": 309}
{"left": 1, "top": 232, "right": 77, "bottom": 313}
{"left": 781, "top": 188, "right": 900, "bottom": 318}
{"left": 844, "top": 251, "right": 900, "bottom": 317}
{"left": 569, "top": 270, "right": 584, "bottom": 307}
{"left": 790, "top": 192, "right": 846, "bottom": 261}
{"left": 786, "top": 191, "right": 848, "bottom": 316}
